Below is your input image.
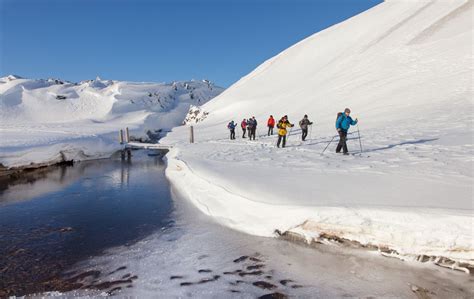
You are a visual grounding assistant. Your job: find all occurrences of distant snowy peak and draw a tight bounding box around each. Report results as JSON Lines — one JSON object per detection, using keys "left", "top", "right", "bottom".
{"left": 46, "top": 78, "right": 73, "bottom": 85}
{"left": 0, "top": 75, "right": 224, "bottom": 124}
{"left": 1, "top": 74, "right": 23, "bottom": 82}
{"left": 77, "top": 76, "right": 113, "bottom": 88}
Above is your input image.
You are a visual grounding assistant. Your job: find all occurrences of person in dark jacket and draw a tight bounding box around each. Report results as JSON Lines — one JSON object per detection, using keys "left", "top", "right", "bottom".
{"left": 241, "top": 119, "right": 247, "bottom": 138}
{"left": 247, "top": 117, "right": 254, "bottom": 140}
{"left": 227, "top": 120, "right": 236, "bottom": 140}
{"left": 247, "top": 117, "right": 253, "bottom": 139}
{"left": 299, "top": 114, "right": 313, "bottom": 141}
{"left": 248, "top": 116, "right": 257, "bottom": 140}
{"left": 267, "top": 115, "right": 275, "bottom": 136}
{"left": 335, "top": 108, "right": 358, "bottom": 154}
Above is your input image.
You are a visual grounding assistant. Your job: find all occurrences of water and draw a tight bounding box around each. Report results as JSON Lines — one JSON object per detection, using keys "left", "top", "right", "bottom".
{"left": 0, "top": 152, "right": 472, "bottom": 298}
{"left": 0, "top": 152, "right": 173, "bottom": 296}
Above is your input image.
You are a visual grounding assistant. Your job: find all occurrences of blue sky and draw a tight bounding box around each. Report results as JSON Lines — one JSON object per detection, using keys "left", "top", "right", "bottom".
{"left": 0, "top": 0, "right": 382, "bottom": 87}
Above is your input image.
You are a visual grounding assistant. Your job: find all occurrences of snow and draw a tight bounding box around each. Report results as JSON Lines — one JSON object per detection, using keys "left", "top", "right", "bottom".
{"left": 0, "top": 76, "right": 223, "bottom": 168}
{"left": 61, "top": 188, "right": 473, "bottom": 298}
{"left": 163, "top": 0, "right": 474, "bottom": 268}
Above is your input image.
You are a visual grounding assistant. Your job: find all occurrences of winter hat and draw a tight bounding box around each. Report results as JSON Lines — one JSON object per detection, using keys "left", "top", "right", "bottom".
{"left": 304, "top": 114, "right": 308, "bottom": 118}
{"left": 344, "top": 108, "right": 351, "bottom": 113}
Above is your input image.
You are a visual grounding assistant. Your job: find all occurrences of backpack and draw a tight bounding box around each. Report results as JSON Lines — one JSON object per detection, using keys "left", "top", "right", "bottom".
{"left": 227, "top": 122, "right": 232, "bottom": 129}
{"left": 336, "top": 112, "right": 343, "bottom": 122}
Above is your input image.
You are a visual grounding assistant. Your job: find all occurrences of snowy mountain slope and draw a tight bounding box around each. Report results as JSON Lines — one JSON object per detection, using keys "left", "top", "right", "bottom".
{"left": 0, "top": 76, "right": 223, "bottom": 168}
{"left": 189, "top": 0, "right": 472, "bottom": 130}
{"left": 163, "top": 0, "right": 474, "bottom": 269}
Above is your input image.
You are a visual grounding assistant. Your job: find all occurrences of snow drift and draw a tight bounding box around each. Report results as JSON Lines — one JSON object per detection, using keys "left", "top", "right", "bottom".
{"left": 163, "top": 0, "right": 474, "bottom": 270}
{"left": 0, "top": 76, "right": 223, "bottom": 168}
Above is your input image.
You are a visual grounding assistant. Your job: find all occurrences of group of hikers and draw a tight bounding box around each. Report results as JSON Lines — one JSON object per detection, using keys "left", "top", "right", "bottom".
{"left": 227, "top": 108, "right": 358, "bottom": 154}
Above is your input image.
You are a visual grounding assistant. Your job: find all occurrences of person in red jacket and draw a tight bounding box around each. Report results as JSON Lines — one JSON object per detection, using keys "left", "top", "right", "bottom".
{"left": 267, "top": 115, "right": 275, "bottom": 136}
{"left": 241, "top": 119, "right": 247, "bottom": 138}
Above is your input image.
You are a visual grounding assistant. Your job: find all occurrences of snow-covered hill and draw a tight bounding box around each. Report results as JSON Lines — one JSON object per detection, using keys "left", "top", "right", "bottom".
{"left": 0, "top": 76, "right": 223, "bottom": 168}
{"left": 163, "top": 0, "right": 473, "bottom": 270}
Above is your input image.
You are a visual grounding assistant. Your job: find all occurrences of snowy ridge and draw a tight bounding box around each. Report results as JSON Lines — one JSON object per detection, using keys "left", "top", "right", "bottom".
{"left": 0, "top": 76, "right": 224, "bottom": 168}
{"left": 165, "top": 147, "right": 473, "bottom": 271}
{"left": 163, "top": 0, "right": 474, "bottom": 269}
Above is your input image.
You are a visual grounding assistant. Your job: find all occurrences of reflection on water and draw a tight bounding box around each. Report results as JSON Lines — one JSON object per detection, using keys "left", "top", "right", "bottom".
{"left": 0, "top": 151, "right": 173, "bottom": 297}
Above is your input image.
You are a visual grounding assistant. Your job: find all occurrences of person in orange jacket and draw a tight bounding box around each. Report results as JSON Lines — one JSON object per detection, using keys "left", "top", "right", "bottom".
{"left": 267, "top": 115, "right": 275, "bottom": 136}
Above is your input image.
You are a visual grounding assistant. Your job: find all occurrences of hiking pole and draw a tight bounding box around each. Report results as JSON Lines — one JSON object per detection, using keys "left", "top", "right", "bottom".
{"left": 321, "top": 135, "right": 337, "bottom": 154}
{"left": 286, "top": 126, "right": 294, "bottom": 142}
{"left": 357, "top": 124, "right": 363, "bottom": 154}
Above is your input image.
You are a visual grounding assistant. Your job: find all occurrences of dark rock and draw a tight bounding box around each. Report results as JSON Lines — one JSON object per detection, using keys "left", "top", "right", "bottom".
{"left": 93, "top": 279, "right": 132, "bottom": 290}
{"left": 108, "top": 266, "right": 126, "bottom": 275}
{"left": 247, "top": 264, "right": 265, "bottom": 270}
{"left": 198, "top": 269, "right": 212, "bottom": 273}
{"left": 67, "top": 270, "right": 101, "bottom": 282}
{"left": 259, "top": 292, "right": 288, "bottom": 299}
{"left": 223, "top": 269, "right": 242, "bottom": 275}
{"left": 291, "top": 284, "right": 304, "bottom": 288}
{"left": 249, "top": 257, "right": 263, "bottom": 263}
{"left": 279, "top": 279, "right": 294, "bottom": 286}
{"left": 198, "top": 275, "right": 220, "bottom": 284}
{"left": 233, "top": 256, "right": 249, "bottom": 263}
{"left": 180, "top": 282, "right": 193, "bottom": 286}
{"left": 252, "top": 281, "right": 277, "bottom": 290}
{"left": 170, "top": 275, "right": 184, "bottom": 280}
{"left": 239, "top": 270, "right": 263, "bottom": 277}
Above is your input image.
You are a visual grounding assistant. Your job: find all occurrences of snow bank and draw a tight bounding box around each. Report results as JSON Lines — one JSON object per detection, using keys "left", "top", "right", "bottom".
{"left": 163, "top": 0, "right": 474, "bottom": 269}
{"left": 0, "top": 76, "right": 223, "bottom": 168}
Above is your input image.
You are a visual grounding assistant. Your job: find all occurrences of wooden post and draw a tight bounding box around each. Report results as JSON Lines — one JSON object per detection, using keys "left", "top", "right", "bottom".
{"left": 190, "top": 126, "right": 194, "bottom": 143}
{"left": 125, "top": 127, "right": 130, "bottom": 143}
{"left": 119, "top": 129, "right": 124, "bottom": 144}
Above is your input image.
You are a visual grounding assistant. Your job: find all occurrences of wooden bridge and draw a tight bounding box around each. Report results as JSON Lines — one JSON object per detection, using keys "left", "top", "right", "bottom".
{"left": 119, "top": 128, "right": 172, "bottom": 160}
{"left": 124, "top": 142, "right": 172, "bottom": 150}
{"left": 120, "top": 142, "right": 171, "bottom": 160}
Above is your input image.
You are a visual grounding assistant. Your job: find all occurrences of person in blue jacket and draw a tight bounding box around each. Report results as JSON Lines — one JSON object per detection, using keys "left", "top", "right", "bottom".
{"left": 335, "top": 108, "right": 358, "bottom": 154}
{"left": 227, "top": 120, "right": 237, "bottom": 140}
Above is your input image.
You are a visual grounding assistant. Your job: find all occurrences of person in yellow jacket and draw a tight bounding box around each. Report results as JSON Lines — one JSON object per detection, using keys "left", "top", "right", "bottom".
{"left": 276, "top": 115, "right": 294, "bottom": 148}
